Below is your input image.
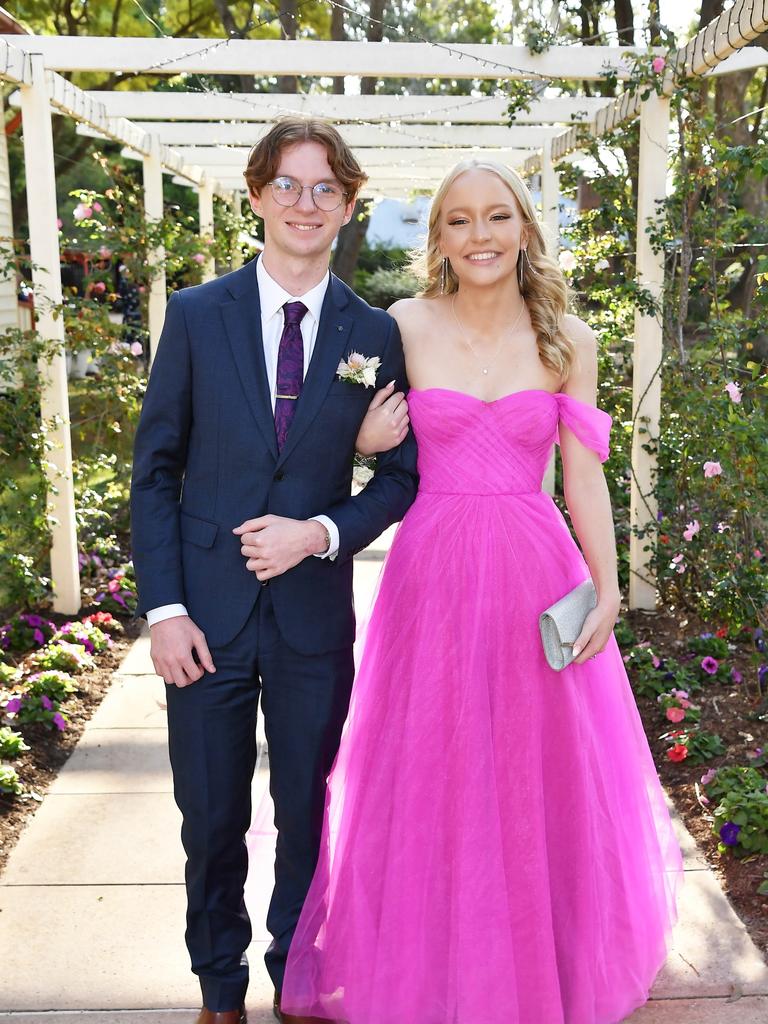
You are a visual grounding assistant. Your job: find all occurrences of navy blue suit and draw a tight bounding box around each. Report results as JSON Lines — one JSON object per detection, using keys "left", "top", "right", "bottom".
{"left": 130, "top": 259, "right": 418, "bottom": 1010}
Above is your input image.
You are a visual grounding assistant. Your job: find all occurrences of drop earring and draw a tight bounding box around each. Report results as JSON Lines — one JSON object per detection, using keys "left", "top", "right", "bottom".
{"left": 440, "top": 256, "right": 448, "bottom": 293}
{"left": 518, "top": 250, "right": 525, "bottom": 289}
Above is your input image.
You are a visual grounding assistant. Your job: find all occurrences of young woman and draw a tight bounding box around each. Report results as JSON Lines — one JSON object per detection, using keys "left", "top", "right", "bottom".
{"left": 280, "top": 160, "right": 682, "bottom": 1024}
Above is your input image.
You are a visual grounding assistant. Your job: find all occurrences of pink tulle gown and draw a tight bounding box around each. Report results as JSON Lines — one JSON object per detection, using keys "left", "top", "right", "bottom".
{"left": 281, "top": 388, "right": 682, "bottom": 1024}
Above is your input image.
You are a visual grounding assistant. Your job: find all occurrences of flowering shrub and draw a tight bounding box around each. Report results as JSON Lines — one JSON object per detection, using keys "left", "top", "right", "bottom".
{"left": 623, "top": 643, "right": 699, "bottom": 699}
{"left": 661, "top": 727, "right": 724, "bottom": 765}
{"left": 0, "top": 613, "right": 56, "bottom": 654}
{"left": 24, "top": 671, "right": 77, "bottom": 704}
{"left": 701, "top": 766, "right": 768, "bottom": 857}
{"left": 55, "top": 621, "right": 111, "bottom": 655}
{"left": 0, "top": 663, "right": 20, "bottom": 687}
{"left": 94, "top": 568, "right": 137, "bottom": 615}
{"left": 31, "top": 641, "right": 94, "bottom": 675}
{"left": 82, "top": 611, "right": 124, "bottom": 636}
{"left": 0, "top": 726, "right": 29, "bottom": 758}
{"left": 0, "top": 764, "right": 23, "bottom": 795}
{"left": 656, "top": 689, "right": 701, "bottom": 726}
{"left": 3, "top": 691, "right": 68, "bottom": 731}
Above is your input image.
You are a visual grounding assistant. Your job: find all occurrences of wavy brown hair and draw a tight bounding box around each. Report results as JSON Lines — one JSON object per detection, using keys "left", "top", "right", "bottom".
{"left": 411, "top": 159, "right": 575, "bottom": 380}
{"left": 243, "top": 117, "right": 367, "bottom": 202}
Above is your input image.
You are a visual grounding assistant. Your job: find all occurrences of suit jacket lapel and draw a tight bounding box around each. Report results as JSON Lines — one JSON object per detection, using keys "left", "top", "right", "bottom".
{"left": 220, "top": 261, "right": 278, "bottom": 460}
{"left": 276, "top": 274, "right": 353, "bottom": 468}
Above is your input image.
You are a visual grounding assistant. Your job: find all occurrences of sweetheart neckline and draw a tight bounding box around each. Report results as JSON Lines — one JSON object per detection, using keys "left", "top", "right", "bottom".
{"left": 409, "top": 387, "right": 560, "bottom": 406}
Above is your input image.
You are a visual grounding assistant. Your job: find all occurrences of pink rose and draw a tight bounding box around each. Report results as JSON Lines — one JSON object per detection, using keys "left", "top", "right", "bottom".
{"left": 703, "top": 461, "right": 722, "bottom": 478}
{"left": 73, "top": 203, "right": 93, "bottom": 221}
{"left": 92, "top": 281, "right": 106, "bottom": 294}
{"left": 724, "top": 381, "right": 742, "bottom": 403}
{"left": 666, "top": 706, "right": 686, "bottom": 723}
{"left": 92, "top": 201, "right": 103, "bottom": 212}
{"left": 130, "top": 341, "right": 143, "bottom": 356}
{"left": 99, "top": 245, "right": 112, "bottom": 259}
{"left": 56, "top": 217, "right": 63, "bottom": 229}
{"left": 193, "top": 253, "right": 206, "bottom": 265}
{"left": 683, "top": 519, "right": 700, "bottom": 541}
{"left": 108, "top": 579, "right": 121, "bottom": 593}
{"left": 652, "top": 56, "right": 666, "bottom": 73}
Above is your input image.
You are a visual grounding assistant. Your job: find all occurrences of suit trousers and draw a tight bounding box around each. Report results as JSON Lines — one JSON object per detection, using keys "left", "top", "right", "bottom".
{"left": 165, "top": 585, "right": 355, "bottom": 1011}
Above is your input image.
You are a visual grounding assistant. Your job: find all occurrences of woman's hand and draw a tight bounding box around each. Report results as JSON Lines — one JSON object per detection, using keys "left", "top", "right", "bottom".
{"left": 572, "top": 593, "right": 621, "bottom": 664}
{"left": 355, "top": 382, "right": 410, "bottom": 456}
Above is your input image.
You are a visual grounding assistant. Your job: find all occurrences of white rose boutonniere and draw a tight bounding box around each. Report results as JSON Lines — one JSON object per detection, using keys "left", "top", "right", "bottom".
{"left": 337, "top": 351, "right": 381, "bottom": 388}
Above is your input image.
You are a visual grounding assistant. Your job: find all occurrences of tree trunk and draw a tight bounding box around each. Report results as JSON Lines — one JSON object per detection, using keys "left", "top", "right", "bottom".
{"left": 332, "top": 200, "right": 370, "bottom": 285}
{"left": 213, "top": 0, "right": 256, "bottom": 92}
{"left": 361, "top": 0, "right": 386, "bottom": 95}
{"left": 331, "top": 4, "right": 345, "bottom": 95}
{"left": 613, "top": 0, "right": 634, "bottom": 46}
{"left": 278, "top": 0, "right": 298, "bottom": 93}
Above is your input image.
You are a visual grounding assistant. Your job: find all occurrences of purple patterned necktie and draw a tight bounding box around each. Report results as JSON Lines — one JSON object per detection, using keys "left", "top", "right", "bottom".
{"left": 274, "top": 300, "right": 307, "bottom": 451}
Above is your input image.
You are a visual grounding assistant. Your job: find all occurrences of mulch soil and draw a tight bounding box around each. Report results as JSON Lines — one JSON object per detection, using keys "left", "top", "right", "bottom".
{"left": 1, "top": 605, "right": 766, "bottom": 962}
{"left": 0, "top": 612, "right": 142, "bottom": 874}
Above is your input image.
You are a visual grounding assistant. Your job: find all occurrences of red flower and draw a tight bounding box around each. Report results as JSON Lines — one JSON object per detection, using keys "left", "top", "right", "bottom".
{"left": 659, "top": 534, "right": 670, "bottom": 545}
{"left": 667, "top": 743, "right": 689, "bottom": 762}
{"left": 715, "top": 627, "right": 728, "bottom": 638}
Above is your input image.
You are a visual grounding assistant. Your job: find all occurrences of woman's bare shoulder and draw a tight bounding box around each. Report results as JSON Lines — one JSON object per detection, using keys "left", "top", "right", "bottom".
{"left": 562, "top": 313, "right": 597, "bottom": 352}
{"left": 388, "top": 296, "right": 442, "bottom": 343}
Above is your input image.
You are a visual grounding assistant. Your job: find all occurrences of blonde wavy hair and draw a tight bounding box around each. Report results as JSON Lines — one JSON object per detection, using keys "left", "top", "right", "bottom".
{"left": 411, "top": 159, "right": 575, "bottom": 380}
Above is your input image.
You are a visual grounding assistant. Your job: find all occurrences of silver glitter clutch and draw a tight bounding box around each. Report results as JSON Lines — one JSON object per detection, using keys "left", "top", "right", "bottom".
{"left": 539, "top": 580, "right": 597, "bottom": 671}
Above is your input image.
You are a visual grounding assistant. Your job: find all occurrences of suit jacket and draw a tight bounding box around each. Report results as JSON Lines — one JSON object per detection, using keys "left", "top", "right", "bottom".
{"left": 130, "top": 259, "right": 418, "bottom": 654}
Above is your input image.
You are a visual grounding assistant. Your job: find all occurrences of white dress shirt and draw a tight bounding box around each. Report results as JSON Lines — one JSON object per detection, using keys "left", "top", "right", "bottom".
{"left": 146, "top": 257, "right": 340, "bottom": 627}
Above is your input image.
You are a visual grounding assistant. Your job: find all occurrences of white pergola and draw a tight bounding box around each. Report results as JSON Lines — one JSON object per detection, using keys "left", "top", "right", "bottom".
{"left": 1, "top": 0, "right": 767, "bottom": 614}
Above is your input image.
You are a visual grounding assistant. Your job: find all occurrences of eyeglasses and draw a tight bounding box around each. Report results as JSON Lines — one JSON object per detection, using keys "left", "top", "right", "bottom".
{"left": 267, "top": 176, "right": 348, "bottom": 212}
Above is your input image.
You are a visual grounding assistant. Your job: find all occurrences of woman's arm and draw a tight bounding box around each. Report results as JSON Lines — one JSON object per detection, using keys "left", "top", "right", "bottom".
{"left": 559, "top": 315, "right": 622, "bottom": 663}
{"left": 355, "top": 382, "right": 410, "bottom": 456}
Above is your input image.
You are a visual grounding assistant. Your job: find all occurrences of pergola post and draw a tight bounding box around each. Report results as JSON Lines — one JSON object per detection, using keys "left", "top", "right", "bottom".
{"left": 197, "top": 176, "right": 215, "bottom": 283}
{"left": 629, "top": 91, "right": 670, "bottom": 610}
{"left": 540, "top": 138, "right": 560, "bottom": 255}
{"left": 19, "top": 54, "right": 80, "bottom": 613}
{"left": 142, "top": 134, "right": 166, "bottom": 365}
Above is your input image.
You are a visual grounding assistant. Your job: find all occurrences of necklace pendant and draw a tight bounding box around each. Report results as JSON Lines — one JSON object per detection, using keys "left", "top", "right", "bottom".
{"left": 482, "top": 368, "right": 489, "bottom": 375}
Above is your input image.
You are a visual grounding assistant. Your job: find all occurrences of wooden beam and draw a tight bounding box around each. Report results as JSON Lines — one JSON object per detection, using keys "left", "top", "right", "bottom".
{"left": 82, "top": 92, "right": 615, "bottom": 125}
{"left": 163, "top": 146, "right": 533, "bottom": 168}
{"left": 0, "top": 37, "right": 653, "bottom": 80}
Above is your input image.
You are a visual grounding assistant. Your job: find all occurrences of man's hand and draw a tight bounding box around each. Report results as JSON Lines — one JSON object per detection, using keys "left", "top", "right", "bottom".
{"left": 233, "top": 515, "right": 329, "bottom": 581}
{"left": 355, "top": 381, "right": 410, "bottom": 456}
{"left": 149, "top": 615, "right": 215, "bottom": 688}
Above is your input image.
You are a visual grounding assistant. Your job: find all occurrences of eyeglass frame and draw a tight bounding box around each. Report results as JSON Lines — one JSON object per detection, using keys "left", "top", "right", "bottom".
{"left": 265, "top": 175, "right": 350, "bottom": 211}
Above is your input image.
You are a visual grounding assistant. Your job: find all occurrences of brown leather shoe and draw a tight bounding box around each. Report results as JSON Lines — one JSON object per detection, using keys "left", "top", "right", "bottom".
{"left": 273, "top": 990, "right": 334, "bottom": 1024}
{"left": 195, "top": 1007, "right": 247, "bottom": 1024}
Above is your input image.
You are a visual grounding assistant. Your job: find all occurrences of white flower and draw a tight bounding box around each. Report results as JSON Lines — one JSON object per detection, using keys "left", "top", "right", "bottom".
{"left": 558, "top": 250, "right": 576, "bottom": 273}
{"left": 337, "top": 352, "right": 381, "bottom": 388}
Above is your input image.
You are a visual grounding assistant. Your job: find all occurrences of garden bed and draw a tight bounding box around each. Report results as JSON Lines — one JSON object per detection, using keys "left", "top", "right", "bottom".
{"left": 0, "top": 610, "right": 141, "bottom": 873}
{"left": 626, "top": 608, "right": 768, "bottom": 959}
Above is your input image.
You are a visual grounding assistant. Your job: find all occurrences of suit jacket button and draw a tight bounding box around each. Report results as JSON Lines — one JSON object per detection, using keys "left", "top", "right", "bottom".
{"left": 273, "top": 471, "right": 284, "bottom": 482}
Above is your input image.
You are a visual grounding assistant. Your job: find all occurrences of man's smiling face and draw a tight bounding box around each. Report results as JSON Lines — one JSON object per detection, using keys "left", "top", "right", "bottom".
{"left": 250, "top": 141, "right": 355, "bottom": 264}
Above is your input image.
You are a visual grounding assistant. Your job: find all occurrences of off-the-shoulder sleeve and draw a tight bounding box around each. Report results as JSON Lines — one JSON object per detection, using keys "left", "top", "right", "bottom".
{"left": 554, "top": 392, "right": 612, "bottom": 463}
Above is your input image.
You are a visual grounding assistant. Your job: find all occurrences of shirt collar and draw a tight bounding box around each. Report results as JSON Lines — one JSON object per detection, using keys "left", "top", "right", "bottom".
{"left": 256, "top": 255, "right": 329, "bottom": 326}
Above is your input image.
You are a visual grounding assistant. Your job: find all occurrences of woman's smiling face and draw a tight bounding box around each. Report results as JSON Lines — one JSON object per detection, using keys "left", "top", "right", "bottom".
{"left": 438, "top": 168, "right": 529, "bottom": 289}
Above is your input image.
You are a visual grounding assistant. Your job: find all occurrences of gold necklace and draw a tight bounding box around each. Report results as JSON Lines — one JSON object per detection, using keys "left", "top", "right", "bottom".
{"left": 451, "top": 294, "right": 527, "bottom": 376}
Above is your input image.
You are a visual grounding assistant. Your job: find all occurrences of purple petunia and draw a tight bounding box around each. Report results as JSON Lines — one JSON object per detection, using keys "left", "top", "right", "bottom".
{"left": 4, "top": 696, "right": 23, "bottom": 714}
{"left": 40, "top": 695, "right": 53, "bottom": 710}
{"left": 26, "top": 614, "right": 43, "bottom": 627}
{"left": 719, "top": 822, "right": 741, "bottom": 846}
{"left": 701, "top": 656, "right": 719, "bottom": 675}
{"left": 730, "top": 668, "right": 743, "bottom": 684}
{"left": 52, "top": 712, "right": 67, "bottom": 731}
{"left": 33, "top": 628, "right": 44, "bottom": 645}
{"left": 700, "top": 768, "right": 717, "bottom": 786}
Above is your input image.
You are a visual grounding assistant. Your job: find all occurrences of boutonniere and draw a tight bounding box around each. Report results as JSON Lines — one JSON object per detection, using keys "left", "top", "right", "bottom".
{"left": 336, "top": 351, "right": 381, "bottom": 388}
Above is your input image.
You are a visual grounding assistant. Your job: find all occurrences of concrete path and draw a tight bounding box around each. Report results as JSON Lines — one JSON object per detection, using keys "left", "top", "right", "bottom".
{"left": 2, "top": 527, "right": 767, "bottom": 1022}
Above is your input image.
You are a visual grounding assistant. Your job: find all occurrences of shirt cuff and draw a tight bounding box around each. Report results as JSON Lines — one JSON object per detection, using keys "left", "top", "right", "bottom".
{"left": 310, "top": 515, "right": 339, "bottom": 561}
{"left": 146, "top": 604, "right": 189, "bottom": 626}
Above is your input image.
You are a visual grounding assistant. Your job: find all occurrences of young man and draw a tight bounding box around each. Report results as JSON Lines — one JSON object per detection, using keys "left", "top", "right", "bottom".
{"left": 130, "top": 118, "right": 418, "bottom": 1024}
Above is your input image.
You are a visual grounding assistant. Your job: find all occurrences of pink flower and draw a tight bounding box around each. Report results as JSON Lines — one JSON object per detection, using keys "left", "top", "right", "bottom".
{"left": 724, "top": 381, "right": 742, "bottom": 403}
{"left": 73, "top": 203, "right": 93, "bottom": 221}
{"left": 52, "top": 712, "right": 67, "bottom": 731}
{"left": 703, "top": 461, "right": 722, "bottom": 478}
{"left": 666, "top": 706, "right": 686, "bottom": 723}
{"left": 193, "top": 253, "right": 206, "bottom": 265}
{"left": 92, "top": 281, "right": 106, "bottom": 294}
{"left": 108, "top": 579, "right": 121, "bottom": 593}
{"left": 56, "top": 217, "right": 63, "bottom": 229}
{"left": 701, "top": 656, "right": 719, "bottom": 675}
{"left": 701, "top": 768, "right": 717, "bottom": 786}
{"left": 652, "top": 56, "right": 666, "bottom": 73}
{"left": 92, "top": 201, "right": 103, "bottom": 212}
{"left": 683, "top": 520, "right": 700, "bottom": 541}
{"left": 130, "top": 341, "right": 143, "bottom": 356}
{"left": 670, "top": 553, "right": 686, "bottom": 574}
{"left": 652, "top": 654, "right": 661, "bottom": 668}
{"left": 672, "top": 689, "right": 689, "bottom": 700}
{"left": 98, "top": 245, "right": 112, "bottom": 259}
